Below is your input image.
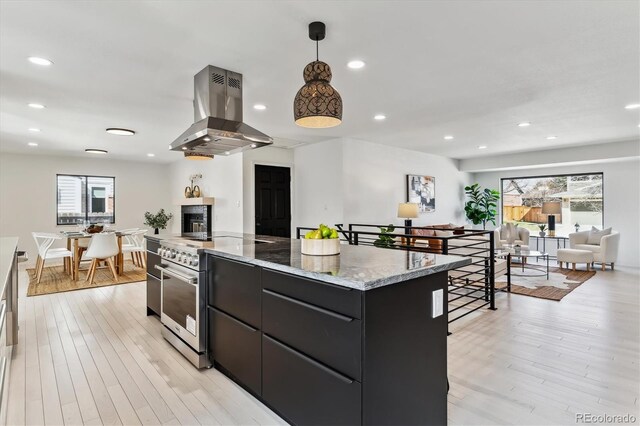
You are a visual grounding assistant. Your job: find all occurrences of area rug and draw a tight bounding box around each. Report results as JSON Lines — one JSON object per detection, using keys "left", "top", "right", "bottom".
{"left": 26, "top": 261, "right": 146, "bottom": 296}
{"left": 495, "top": 267, "right": 595, "bottom": 301}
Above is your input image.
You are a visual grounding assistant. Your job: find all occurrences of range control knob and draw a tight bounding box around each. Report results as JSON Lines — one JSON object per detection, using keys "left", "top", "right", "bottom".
{"left": 170, "top": 249, "right": 177, "bottom": 259}
{"left": 191, "top": 256, "right": 199, "bottom": 267}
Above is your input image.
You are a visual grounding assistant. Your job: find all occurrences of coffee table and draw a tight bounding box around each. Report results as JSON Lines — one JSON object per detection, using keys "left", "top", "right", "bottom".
{"left": 495, "top": 248, "right": 550, "bottom": 280}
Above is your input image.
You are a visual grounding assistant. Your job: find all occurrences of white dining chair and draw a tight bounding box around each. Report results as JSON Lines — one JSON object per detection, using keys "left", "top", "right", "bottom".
{"left": 121, "top": 229, "right": 147, "bottom": 268}
{"left": 84, "top": 233, "right": 120, "bottom": 284}
{"left": 32, "top": 232, "right": 74, "bottom": 283}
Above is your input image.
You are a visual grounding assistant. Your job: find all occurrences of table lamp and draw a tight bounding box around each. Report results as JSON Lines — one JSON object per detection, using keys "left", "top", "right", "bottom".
{"left": 397, "top": 203, "right": 419, "bottom": 237}
{"left": 541, "top": 201, "right": 561, "bottom": 237}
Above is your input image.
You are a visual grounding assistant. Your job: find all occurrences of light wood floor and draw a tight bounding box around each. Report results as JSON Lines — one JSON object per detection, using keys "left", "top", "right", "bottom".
{"left": 5, "top": 264, "right": 639, "bottom": 425}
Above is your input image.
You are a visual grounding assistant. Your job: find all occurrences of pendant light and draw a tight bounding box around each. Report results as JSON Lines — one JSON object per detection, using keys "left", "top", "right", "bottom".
{"left": 294, "top": 21, "right": 343, "bottom": 128}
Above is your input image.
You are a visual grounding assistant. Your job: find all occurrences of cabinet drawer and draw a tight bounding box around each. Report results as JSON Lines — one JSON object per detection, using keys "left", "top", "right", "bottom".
{"left": 208, "top": 307, "right": 261, "bottom": 396}
{"left": 146, "top": 274, "right": 161, "bottom": 316}
{"left": 146, "top": 251, "right": 162, "bottom": 279}
{"left": 262, "top": 288, "right": 361, "bottom": 380}
{"left": 262, "top": 269, "right": 361, "bottom": 319}
{"left": 146, "top": 238, "right": 160, "bottom": 255}
{"left": 208, "top": 256, "right": 261, "bottom": 328}
{"left": 262, "top": 335, "right": 361, "bottom": 426}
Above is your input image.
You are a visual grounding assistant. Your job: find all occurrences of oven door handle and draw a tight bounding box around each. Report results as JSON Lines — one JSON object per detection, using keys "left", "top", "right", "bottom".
{"left": 155, "top": 264, "right": 198, "bottom": 285}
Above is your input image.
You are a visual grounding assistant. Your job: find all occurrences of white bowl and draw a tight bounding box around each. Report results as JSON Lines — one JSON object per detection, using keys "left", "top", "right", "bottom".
{"left": 300, "top": 238, "right": 340, "bottom": 256}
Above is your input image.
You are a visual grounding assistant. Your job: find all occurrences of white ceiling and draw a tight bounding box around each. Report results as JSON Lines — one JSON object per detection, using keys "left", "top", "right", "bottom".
{"left": 1, "top": 0, "right": 638, "bottom": 163}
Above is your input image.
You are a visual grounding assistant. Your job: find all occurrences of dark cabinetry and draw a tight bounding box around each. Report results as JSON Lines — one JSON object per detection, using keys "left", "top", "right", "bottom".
{"left": 146, "top": 239, "right": 161, "bottom": 316}
{"left": 208, "top": 307, "right": 261, "bottom": 395}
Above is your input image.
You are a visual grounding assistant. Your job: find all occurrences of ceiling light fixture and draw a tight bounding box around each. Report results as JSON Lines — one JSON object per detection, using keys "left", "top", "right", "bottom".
{"left": 28, "top": 103, "right": 45, "bottom": 109}
{"left": 624, "top": 103, "right": 640, "bottom": 110}
{"left": 250, "top": 143, "right": 257, "bottom": 148}
{"left": 347, "top": 60, "right": 365, "bottom": 69}
{"left": 28, "top": 128, "right": 40, "bottom": 132}
{"left": 518, "top": 122, "right": 531, "bottom": 127}
{"left": 294, "top": 21, "right": 342, "bottom": 128}
{"left": 478, "top": 145, "right": 487, "bottom": 150}
{"left": 225, "top": 151, "right": 230, "bottom": 155}
{"left": 253, "top": 104, "right": 267, "bottom": 110}
{"left": 147, "top": 153, "right": 155, "bottom": 157}
{"left": 374, "top": 114, "right": 386, "bottom": 121}
{"left": 106, "top": 128, "right": 135, "bottom": 136}
{"left": 85, "top": 149, "right": 108, "bottom": 154}
{"left": 181, "top": 147, "right": 187, "bottom": 150}
{"left": 184, "top": 152, "right": 214, "bottom": 160}
{"left": 28, "top": 142, "right": 38, "bottom": 147}
{"left": 444, "top": 135, "right": 454, "bottom": 140}
{"left": 546, "top": 135, "right": 558, "bottom": 140}
{"left": 203, "top": 136, "right": 211, "bottom": 142}
{"left": 28, "top": 56, "right": 53, "bottom": 66}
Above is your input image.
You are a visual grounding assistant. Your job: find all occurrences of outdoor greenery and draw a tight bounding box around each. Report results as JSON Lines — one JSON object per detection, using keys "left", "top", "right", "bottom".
{"left": 464, "top": 183, "right": 500, "bottom": 230}
{"left": 144, "top": 209, "right": 173, "bottom": 231}
{"left": 374, "top": 224, "right": 396, "bottom": 248}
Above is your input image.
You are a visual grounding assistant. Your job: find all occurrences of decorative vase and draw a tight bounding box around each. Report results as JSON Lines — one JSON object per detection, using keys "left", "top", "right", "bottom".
{"left": 154, "top": 228, "right": 159, "bottom": 235}
{"left": 539, "top": 231, "right": 546, "bottom": 237}
{"left": 184, "top": 186, "right": 193, "bottom": 198}
{"left": 193, "top": 185, "right": 201, "bottom": 198}
{"left": 575, "top": 224, "right": 580, "bottom": 232}
{"left": 301, "top": 239, "right": 340, "bottom": 256}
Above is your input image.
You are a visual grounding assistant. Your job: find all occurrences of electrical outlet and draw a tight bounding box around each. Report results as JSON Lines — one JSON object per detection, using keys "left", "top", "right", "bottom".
{"left": 432, "top": 289, "right": 443, "bottom": 318}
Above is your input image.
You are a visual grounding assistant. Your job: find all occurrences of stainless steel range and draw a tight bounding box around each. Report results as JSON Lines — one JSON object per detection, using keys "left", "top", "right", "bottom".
{"left": 156, "top": 241, "right": 210, "bottom": 368}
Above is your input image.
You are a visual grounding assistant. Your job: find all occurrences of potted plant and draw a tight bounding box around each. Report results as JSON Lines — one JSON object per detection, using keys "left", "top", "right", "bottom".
{"left": 144, "top": 209, "right": 173, "bottom": 234}
{"left": 464, "top": 184, "right": 500, "bottom": 230}
{"left": 538, "top": 224, "right": 547, "bottom": 237}
{"left": 575, "top": 222, "right": 580, "bottom": 232}
{"left": 374, "top": 225, "right": 396, "bottom": 248}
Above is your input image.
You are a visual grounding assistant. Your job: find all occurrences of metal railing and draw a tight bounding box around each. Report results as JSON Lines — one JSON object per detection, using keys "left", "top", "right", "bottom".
{"left": 296, "top": 224, "right": 498, "bottom": 326}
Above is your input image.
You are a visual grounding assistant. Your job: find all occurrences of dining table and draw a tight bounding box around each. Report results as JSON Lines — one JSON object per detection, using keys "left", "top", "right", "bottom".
{"left": 61, "top": 230, "right": 131, "bottom": 281}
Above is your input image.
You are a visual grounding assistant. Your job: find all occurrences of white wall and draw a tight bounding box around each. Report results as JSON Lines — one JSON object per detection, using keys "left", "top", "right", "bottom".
{"left": 167, "top": 154, "right": 244, "bottom": 234}
{"left": 242, "top": 147, "right": 294, "bottom": 234}
{"left": 293, "top": 139, "right": 345, "bottom": 229}
{"left": 0, "top": 152, "right": 170, "bottom": 263}
{"left": 293, "top": 138, "right": 472, "bottom": 230}
{"left": 473, "top": 158, "right": 640, "bottom": 267}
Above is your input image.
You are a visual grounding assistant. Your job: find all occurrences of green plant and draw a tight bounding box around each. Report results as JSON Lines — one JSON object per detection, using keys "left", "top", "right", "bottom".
{"left": 144, "top": 209, "right": 173, "bottom": 231}
{"left": 374, "top": 224, "right": 396, "bottom": 248}
{"left": 464, "top": 184, "right": 500, "bottom": 230}
{"left": 538, "top": 224, "right": 547, "bottom": 232}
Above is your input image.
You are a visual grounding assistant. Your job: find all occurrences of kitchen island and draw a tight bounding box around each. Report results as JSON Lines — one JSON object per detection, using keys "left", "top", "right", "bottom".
{"left": 146, "top": 233, "right": 470, "bottom": 425}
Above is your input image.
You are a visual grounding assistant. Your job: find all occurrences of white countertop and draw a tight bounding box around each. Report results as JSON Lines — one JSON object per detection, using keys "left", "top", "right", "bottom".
{"left": 0, "top": 237, "right": 19, "bottom": 296}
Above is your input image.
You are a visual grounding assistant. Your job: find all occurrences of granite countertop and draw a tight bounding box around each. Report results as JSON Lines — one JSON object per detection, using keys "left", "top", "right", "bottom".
{"left": 0, "top": 237, "right": 19, "bottom": 295}
{"left": 146, "top": 232, "right": 471, "bottom": 291}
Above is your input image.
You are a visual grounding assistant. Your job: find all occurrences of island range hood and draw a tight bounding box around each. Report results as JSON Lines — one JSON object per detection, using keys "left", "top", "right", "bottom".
{"left": 170, "top": 65, "right": 272, "bottom": 155}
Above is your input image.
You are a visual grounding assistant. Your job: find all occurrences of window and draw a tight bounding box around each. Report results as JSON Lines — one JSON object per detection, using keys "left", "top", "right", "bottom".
{"left": 501, "top": 173, "right": 603, "bottom": 235}
{"left": 56, "top": 174, "right": 115, "bottom": 225}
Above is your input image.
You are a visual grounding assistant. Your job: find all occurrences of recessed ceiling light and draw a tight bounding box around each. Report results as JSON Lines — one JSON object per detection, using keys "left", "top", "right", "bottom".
{"left": 85, "top": 149, "right": 108, "bottom": 154}
{"left": 546, "top": 135, "right": 558, "bottom": 140}
{"left": 478, "top": 145, "right": 487, "bottom": 150}
{"left": 28, "top": 103, "right": 45, "bottom": 109}
{"left": 518, "top": 122, "right": 531, "bottom": 127}
{"left": 347, "top": 60, "right": 365, "bottom": 69}
{"left": 106, "top": 128, "right": 135, "bottom": 136}
{"left": 624, "top": 103, "right": 640, "bottom": 109}
{"left": 181, "top": 147, "right": 187, "bottom": 150}
{"left": 374, "top": 114, "right": 386, "bottom": 121}
{"left": 444, "top": 135, "right": 454, "bottom": 140}
{"left": 147, "top": 153, "right": 155, "bottom": 157}
{"left": 253, "top": 104, "right": 267, "bottom": 110}
{"left": 28, "top": 128, "right": 40, "bottom": 132}
{"left": 250, "top": 143, "right": 257, "bottom": 148}
{"left": 28, "top": 56, "right": 53, "bottom": 66}
{"left": 225, "top": 151, "right": 230, "bottom": 155}
{"left": 27, "top": 142, "right": 38, "bottom": 147}
{"left": 203, "top": 136, "right": 211, "bottom": 142}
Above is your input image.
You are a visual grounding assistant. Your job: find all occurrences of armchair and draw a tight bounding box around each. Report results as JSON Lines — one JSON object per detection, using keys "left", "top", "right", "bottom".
{"left": 494, "top": 225, "right": 530, "bottom": 249}
{"left": 569, "top": 229, "right": 619, "bottom": 270}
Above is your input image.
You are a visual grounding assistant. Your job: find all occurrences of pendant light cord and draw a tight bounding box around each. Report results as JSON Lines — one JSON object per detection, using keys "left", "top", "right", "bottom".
{"left": 316, "top": 37, "right": 319, "bottom": 61}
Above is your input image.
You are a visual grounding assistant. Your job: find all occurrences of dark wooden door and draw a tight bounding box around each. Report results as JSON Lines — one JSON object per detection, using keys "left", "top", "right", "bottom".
{"left": 255, "top": 165, "right": 291, "bottom": 237}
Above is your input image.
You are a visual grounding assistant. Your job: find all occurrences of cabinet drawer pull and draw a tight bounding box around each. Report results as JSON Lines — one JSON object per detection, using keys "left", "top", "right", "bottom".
{"left": 263, "top": 289, "right": 354, "bottom": 323}
{"left": 212, "top": 307, "right": 258, "bottom": 332}
{"left": 265, "top": 334, "right": 354, "bottom": 385}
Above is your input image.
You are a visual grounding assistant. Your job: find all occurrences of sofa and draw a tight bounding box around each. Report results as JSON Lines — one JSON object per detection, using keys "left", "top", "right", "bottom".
{"left": 569, "top": 229, "right": 620, "bottom": 270}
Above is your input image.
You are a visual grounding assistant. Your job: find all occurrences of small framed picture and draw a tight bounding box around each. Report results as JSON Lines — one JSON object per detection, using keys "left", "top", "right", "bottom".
{"left": 407, "top": 175, "right": 435, "bottom": 213}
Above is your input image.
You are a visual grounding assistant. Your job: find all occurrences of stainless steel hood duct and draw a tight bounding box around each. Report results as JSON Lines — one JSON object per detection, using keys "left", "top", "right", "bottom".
{"left": 170, "top": 65, "right": 272, "bottom": 155}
